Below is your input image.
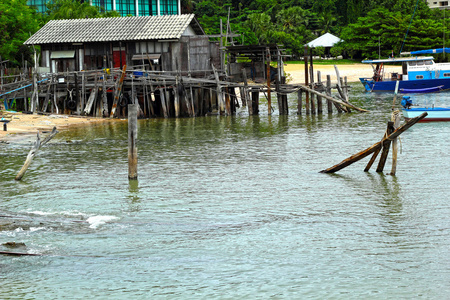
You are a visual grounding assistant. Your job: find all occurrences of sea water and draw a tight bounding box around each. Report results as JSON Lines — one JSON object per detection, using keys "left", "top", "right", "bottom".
{"left": 0, "top": 83, "right": 449, "bottom": 299}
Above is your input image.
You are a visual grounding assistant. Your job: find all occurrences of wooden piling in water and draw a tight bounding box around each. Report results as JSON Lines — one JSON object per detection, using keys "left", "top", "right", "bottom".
{"left": 297, "top": 89, "right": 302, "bottom": 115}
{"left": 317, "top": 71, "right": 323, "bottom": 114}
{"left": 251, "top": 88, "right": 259, "bottom": 115}
{"left": 326, "top": 75, "right": 333, "bottom": 114}
{"left": 128, "top": 104, "right": 138, "bottom": 180}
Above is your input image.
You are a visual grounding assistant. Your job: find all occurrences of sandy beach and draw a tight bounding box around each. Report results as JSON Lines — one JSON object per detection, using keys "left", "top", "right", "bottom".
{"left": 0, "top": 112, "right": 117, "bottom": 141}
{"left": 283, "top": 63, "right": 401, "bottom": 84}
{"left": 1, "top": 63, "right": 400, "bottom": 141}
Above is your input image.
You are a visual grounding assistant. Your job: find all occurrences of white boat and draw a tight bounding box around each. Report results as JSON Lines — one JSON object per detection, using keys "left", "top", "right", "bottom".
{"left": 401, "top": 95, "right": 450, "bottom": 122}
{"left": 402, "top": 107, "right": 450, "bottom": 122}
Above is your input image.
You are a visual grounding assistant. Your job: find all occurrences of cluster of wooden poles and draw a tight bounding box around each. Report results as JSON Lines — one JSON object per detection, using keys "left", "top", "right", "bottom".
{"left": 1, "top": 64, "right": 368, "bottom": 119}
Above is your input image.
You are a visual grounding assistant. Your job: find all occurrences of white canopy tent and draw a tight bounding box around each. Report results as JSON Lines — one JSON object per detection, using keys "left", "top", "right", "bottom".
{"left": 306, "top": 33, "right": 342, "bottom": 48}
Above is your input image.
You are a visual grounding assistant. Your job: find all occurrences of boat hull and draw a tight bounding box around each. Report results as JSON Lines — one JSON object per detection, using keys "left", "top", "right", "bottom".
{"left": 402, "top": 107, "right": 450, "bottom": 122}
{"left": 360, "top": 78, "right": 450, "bottom": 93}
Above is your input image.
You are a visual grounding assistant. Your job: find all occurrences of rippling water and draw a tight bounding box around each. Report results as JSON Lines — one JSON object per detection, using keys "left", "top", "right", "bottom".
{"left": 1, "top": 83, "right": 449, "bottom": 299}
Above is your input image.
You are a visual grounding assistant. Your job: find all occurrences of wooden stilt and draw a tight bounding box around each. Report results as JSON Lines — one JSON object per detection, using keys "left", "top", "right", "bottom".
{"left": 317, "top": 71, "right": 323, "bottom": 114}
{"left": 297, "top": 89, "right": 302, "bottom": 115}
{"left": 326, "top": 75, "right": 333, "bottom": 114}
{"left": 266, "top": 47, "right": 272, "bottom": 115}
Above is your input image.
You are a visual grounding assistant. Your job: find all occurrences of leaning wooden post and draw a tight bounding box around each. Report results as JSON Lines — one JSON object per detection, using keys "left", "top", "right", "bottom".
{"left": 15, "top": 127, "right": 58, "bottom": 181}
{"left": 128, "top": 104, "right": 138, "bottom": 180}
{"left": 375, "top": 121, "right": 395, "bottom": 172}
{"left": 320, "top": 112, "right": 427, "bottom": 173}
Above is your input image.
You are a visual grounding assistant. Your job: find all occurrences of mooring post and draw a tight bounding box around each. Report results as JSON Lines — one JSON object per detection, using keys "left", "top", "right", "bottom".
{"left": 128, "top": 104, "right": 138, "bottom": 180}
{"left": 304, "top": 46, "right": 310, "bottom": 115}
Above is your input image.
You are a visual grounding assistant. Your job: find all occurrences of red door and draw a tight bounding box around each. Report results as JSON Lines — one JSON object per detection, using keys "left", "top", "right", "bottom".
{"left": 113, "top": 51, "right": 126, "bottom": 68}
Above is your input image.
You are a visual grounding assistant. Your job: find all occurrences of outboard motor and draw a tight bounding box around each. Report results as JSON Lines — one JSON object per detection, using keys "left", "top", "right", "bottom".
{"left": 401, "top": 96, "right": 413, "bottom": 109}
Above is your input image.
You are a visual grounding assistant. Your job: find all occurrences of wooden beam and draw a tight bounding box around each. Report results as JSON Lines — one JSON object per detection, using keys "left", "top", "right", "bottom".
{"left": 320, "top": 112, "right": 427, "bottom": 173}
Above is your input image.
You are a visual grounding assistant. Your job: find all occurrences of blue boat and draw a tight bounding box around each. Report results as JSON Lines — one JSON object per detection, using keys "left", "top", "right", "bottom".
{"left": 359, "top": 48, "right": 450, "bottom": 92}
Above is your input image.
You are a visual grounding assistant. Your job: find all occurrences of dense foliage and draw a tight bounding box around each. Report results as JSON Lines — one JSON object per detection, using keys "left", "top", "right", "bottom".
{"left": 0, "top": 0, "right": 42, "bottom": 65}
{"left": 1, "top": 0, "right": 449, "bottom": 66}
{"left": 187, "top": 0, "right": 449, "bottom": 59}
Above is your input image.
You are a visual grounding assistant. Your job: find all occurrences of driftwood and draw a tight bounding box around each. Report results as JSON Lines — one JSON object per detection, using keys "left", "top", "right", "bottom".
{"left": 320, "top": 112, "right": 427, "bottom": 173}
{"left": 15, "top": 127, "right": 58, "bottom": 181}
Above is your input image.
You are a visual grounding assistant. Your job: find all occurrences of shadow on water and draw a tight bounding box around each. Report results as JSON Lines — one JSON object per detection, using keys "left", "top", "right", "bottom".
{"left": 329, "top": 171, "right": 405, "bottom": 236}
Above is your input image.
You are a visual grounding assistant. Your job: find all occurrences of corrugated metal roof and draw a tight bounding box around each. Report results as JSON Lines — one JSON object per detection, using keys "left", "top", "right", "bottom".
{"left": 25, "top": 14, "right": 204, "bottom": 45}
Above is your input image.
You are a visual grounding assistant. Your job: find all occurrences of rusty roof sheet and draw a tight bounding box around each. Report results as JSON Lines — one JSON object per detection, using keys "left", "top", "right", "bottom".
{"left": 25, "top": 14, "right": 204, "bottom": 45}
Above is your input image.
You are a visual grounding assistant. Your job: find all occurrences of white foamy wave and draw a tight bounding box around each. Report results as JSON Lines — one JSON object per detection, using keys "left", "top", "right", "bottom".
{"left": 30, "top": 227, "right": 45, "bottom": 232}
{"left": 27, "top": 210, "right": 87, "bottom": 218}
{"left": 86, "top": 216, "right": 119, "bottom": 229}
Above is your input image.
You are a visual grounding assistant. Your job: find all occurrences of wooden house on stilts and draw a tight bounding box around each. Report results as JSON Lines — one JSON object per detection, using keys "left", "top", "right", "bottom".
{"left": 15, "top": 14, "right": 223, "bottom": 118}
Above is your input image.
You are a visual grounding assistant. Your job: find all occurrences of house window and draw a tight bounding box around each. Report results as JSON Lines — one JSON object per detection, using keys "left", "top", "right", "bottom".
{"left": 416, "top": 75, "right": 424, "bottom": 79}
{"left": 160, "top": 0, "right": 178, "bottom": 15}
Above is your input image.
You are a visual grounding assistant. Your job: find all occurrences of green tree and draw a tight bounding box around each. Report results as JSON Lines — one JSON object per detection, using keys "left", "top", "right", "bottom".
{"left": 0, "top": 0, "right": 41, "bottom": 66}
{"left": 341, "top": 7, "right": 443, "bottom": 59}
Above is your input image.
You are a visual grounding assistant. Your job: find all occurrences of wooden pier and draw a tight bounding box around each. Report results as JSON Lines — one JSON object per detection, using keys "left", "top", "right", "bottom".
{"left": 0, "top": 65, "right": 367, "bottom": 118}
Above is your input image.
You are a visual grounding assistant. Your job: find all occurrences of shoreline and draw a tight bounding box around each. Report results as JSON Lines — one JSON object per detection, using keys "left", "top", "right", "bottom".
{"left": 0, "top": 112, "right": 119, "bottom": 142}
{"left": 1, "top": 63, "right": 392, "bottom": 142}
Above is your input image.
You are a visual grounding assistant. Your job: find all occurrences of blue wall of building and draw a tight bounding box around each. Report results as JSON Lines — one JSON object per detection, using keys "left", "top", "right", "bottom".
{"left": 27, "top": 0, "right": 179, "bottom": 16}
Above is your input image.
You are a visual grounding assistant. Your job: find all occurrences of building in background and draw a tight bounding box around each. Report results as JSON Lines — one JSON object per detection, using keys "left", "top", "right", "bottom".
{"left": 427, "top": 0, "right": 450, "bottom": 9}
{"left": 27, "top": 0, "right": 180, "bottom": 16}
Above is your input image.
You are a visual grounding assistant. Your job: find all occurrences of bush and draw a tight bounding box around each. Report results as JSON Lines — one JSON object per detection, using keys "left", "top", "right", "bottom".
{"left": 313, "top": 46, "right": 325, "bottom": 57}
{"left": 330, "top": 46, "right": 343, "bottom": 58}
